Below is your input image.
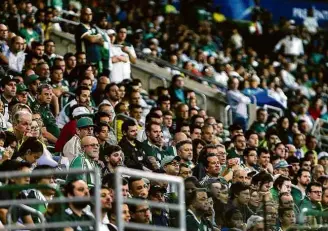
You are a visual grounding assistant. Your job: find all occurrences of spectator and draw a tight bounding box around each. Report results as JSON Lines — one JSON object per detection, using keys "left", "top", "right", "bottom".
{"left": 5, "top": 36, "right": 25, "bottom": 72}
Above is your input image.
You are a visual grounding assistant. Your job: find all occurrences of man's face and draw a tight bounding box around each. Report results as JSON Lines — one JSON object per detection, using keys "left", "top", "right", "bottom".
{"left": 245, "top": 150, "right": 257, "bottom": 165}
{"left": 12, "top": 166, "right": 31, "bottom": 185}
{"left": 38, "top": 64, "right": 50, "bottom": 79}
{"left": 29, "top": 79, "right": 40, "bottom": 94}
{"left": 206, "top": 156, "right": 220, "bottom": 177}
{"left": 147, "top": 124, "right": 162, "bottom": 145}
{"left": 160, "top": 100, "right": 170, "bottom": 112}
{"left": 12, "top": 37, "right": 24, "bottom": 52}
{"left": 308, "top": 186, "right": 322, "bottom": 202}
{"left": 248, "top": 134, "right": 259, "bottom": 148}
{"left": 81, "top": 79, "right": 92, "bottom": 90}
{"left": 3, "top": 81, "right": 17, "bottom": 97}
{"left": 132, "top": 204, "right": 151, "bottom": 224}
{"left": 217, "top": 147, "right": 227, "bottom": 165}
{"left": 234, "top": 170, "right": 248, "bottom": 184}
{"left": 0, "top": 24, "right": 8, "bottom": 40}
{"left": 66, "top": 56, "right": 77, "bottom": 69}
{"left": 178, "top": 143, "right": 193, "bottom": 161}
{"left": 55, "top": 60, "right": 66, "bottom": 72}
{"left": 290, "top": 162, "right": 300, "bottom": 174}
{"left": 210, "top": 182, "right": 221, "bottom": 200}
{"left": 314, "top": 166, "right": 325, "bottom": 180}
{"left": 280, "top": 210, "right": 296, "bottom": 227}
{"left": 275, "top": 144, "right": 286, "bottom": 159}
{"left": 191, "top": 128, "right": 201, "bottom": 140}
{"left": 280, "top": 194, "right": 294, "bottom": 209}
{"left": 164, "top": 160, "right": 180, "bottom": 176}
{"left": 276, "top": 167, "right": 289, "bottom": 177}
{"left": 69, "top": 180, "right": 90, "bottom": 209}
{"left": 130, "top": 108, "right": 142, "bottom": 121}
{"left": 237, "top": 189, "right": 250, "bottom": 205}
{"left": 294, "top": 135, "right": 305, "bottom": 148}
{"left": 301, "top": 161, "right": 311, "bottom": 171}
{"left": 38, "top": 88, "right": 53, "bottom": 104}
{"left": 130, "top": 92, "right": 141, "bottom": 105}
{"left": 258, "top": 153, "right": 270, "bottom": 167}
{"left": 307, "top": 138, "right": 317, "bottom": 150}
{"left": 81, "top": 8, "right": 93, "bottom": 23}
{"left": 195, "top": 117, "right": 204, "bottom": 127}
{"left": 298, "top": 171, "right": 311, "bottom": 186}
{"left": 258, "top": 110, "right": 267, "bottom": 123}
{"left": 202, "top": 126, "right": 214, "bottom": 143}
{"left": 125, "top": 125, "right": 138, "bottom": 141}
{"left": 45, "top": 42, "right": 55, "bottom": 55}
{"left": 280, "top": 180, "right": 292, "bottom": 194}
{"left": 15, "top": 113, "right": 32, "bottom": 136}
{"left": 78, "top": 126, "right": 93, "bottom": 139}
{"left": 179, "top": 166, "right": 192, "bottom": 179}
{"left": 108, "top": 85, "right": 120, "bottom": 101}
{"left": 122, "top": 204, "right": 131, "bottom": 222}
{"left": 130, "top": 179, "right": 148, "bottom": 198}
{"left": 235, "top": 136, "right": 246, "bottom": 151}
{"left": 100, "top": 188, "right": 112, "bottom": 211}
{"left": 193, "top": 191, "right": 208, "bottom": 213}
{"left": 51, "top": 69, "right": 63, "bottom": 83}
{"left": 118, "top": 28, "right": 127, "bottom": 41}
{"left": 107, "top": 151, "right": 123, "bottom": 167}
{"left": 178, "top": 105, "right": 189, "bottom": 120}
{"left": 82, "top": 137, "right": 99, "bottom": 159}
{"left": 180, "top": 126, "right": 190, "bottom": 137}
{"left": 16, "top": 91, "right": 28, "bottom": 104}
{"left": 77, "top": 54, "right": 87, "bottom": 64}
{"left": 77, "top": 89, "right": 91, "bottom": 106}
{"left": 34, "top": 45, "right": 44, "bottom": 57}
{"left": 122, "top": 184, "right": 129, "bottom": 198}
{"left": 97, "top": 126, "right": 109, "bottom": 141}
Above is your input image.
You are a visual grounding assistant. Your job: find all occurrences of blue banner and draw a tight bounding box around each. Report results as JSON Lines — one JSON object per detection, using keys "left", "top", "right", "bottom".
{"left": 214, "top": 0, "right": 328, "bottom": 27}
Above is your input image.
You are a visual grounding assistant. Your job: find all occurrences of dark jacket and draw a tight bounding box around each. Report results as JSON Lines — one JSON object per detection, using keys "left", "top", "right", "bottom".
{"left": 119, "top": 136, "right": 148, "bottom": 170}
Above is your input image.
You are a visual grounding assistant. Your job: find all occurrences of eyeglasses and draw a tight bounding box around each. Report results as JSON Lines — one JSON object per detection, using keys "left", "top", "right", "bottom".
{"left": 83, "top": 143, "right": 99, "bottom": 148}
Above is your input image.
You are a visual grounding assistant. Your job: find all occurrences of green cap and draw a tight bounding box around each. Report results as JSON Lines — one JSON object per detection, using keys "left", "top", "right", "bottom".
{"left": 16, "top": 83, "right": 28, "bottom": 94}
{"left": 227, "top": 152, "right": 240, "bottom": 160}
{"left": 24, "top": 74, "right": 40, "bottom": 85}
{"left": 77, "top": 117, "right": 94, "bottom": 128}
{"left": 160, "top": 156, "right": 181, "bottom": 168}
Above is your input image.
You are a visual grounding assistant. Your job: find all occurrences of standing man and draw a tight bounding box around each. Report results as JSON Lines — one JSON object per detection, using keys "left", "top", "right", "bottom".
{"left": 75, "top": 7, "right": 104, "bottom": 71}
{"left": 5, "top": 36, "right": 25, "bottom": 72}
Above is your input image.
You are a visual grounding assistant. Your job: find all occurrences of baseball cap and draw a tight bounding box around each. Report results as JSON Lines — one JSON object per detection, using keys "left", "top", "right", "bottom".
{"left": 77, "top": 117, "right": 94, "bottom": 128}
{"left": 24, "top": 74, "right": 40, "bottom": 85}
{"left": 149, "top": 185, "right": 167, "bottom": 196}
{"left": 0, "top": 75, "right": 19, "bottom": 87}
{"left": 16, "top": 83, "right": 28, "bottom": 94}
{"left": 227, "top": 152, "right": 240, "bottom": 160}
{"left": 161, "top": 156, "right": 181, "bottom": 168}
{"left": 274, "top": 160, "right": 290, "bottom": 169}
{"left": 318, "top": 152, "right": 328, "bottom": 160}
{"left": 107, "top": 29, "right": 116, "bottom": 35}
{"left": 72, "top": 107, "right": 91, "bottom": 118}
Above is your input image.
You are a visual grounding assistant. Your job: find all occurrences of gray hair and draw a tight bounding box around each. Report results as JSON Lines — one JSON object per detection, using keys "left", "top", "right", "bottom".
{"left": 12, "top": 110, "right": 32, "bottom": 125}
{"left": 246, "top": 215, "right": 264, "bottom": 231}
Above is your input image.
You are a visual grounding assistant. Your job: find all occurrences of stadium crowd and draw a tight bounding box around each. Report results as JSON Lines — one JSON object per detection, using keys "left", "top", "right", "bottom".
{"left": 0, "top": 0, "right": 328, "bottom": 231}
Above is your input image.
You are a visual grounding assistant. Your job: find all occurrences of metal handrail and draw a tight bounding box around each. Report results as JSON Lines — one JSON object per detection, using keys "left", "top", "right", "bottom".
{"left": 149, "top": 74, "right": 168, "bottom": 89}
{"left": 7, "top": 204, "right": 46, "bottom": 231}
{"left": 0, "top": 168, "right": 101, "bottom": 231}
{"left": 263, "top": 104, "right": 284, "bottom": 117}
{"left": 225, "top": 105, "right": 233, "bottom": 127}
{"left": 115, "top": 167, "right": 186, "bottom": 231}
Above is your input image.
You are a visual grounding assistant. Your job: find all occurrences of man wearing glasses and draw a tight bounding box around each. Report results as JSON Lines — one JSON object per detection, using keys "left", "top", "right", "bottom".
{"left": 68, "top": 135, "right": 102, "bottom": 187}
{"left": 299, "top": 182, "right": 323, "bottom": 224}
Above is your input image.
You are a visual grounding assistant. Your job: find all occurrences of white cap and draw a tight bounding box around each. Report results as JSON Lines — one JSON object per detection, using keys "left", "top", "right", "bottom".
{"left": 107, "top": 29, "right": 116, "bottom": 35}
{"left": 72, "top": 106, "right": 91, "bottom": 118}
{"left": 318, "top": 152, "right": 328, "bottom": 160}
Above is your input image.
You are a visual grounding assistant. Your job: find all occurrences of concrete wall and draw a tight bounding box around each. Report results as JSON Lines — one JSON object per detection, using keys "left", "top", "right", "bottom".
{"left": 50, "top": 30, "right": 230, "bottom": 122}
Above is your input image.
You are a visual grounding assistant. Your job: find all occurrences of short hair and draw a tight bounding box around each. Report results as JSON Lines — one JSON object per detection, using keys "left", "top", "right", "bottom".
{"left": 31, "top": 165, "right": 56, "bottom": 184}
{"left": 256, "top": 108, "right": 266, "bottom": 117}
{"left": 176, "top": 140, "right": 192, "bottom": 151}
{"left": 286, "top": 156, "right": 300, "bottom": 164}
{"left": 103, "top": 145, "right": 122, "bottom": 157}
{"left": 105, "top": 83, "right": 118, "bottom": 93}
{"left": 229, "top": 124, "right": 243, "bottom": 133}
{"left": 306, "top": 182, "right": 322, "bottom": 194}
{"left": 184, "top": 176, "right": 201, "bottom": 187}
{"left": 64, "top": 52, "right": 75, "bottom": 61}
{"left": 94, "top": 122, "right": 110, "bottom": 134}
{"left": 128, "top": 177, "right": 143, "bottom": 190}
{"left": 296, "top": 168, "right": 310, "bottom": 178}
{"left": 31, "top": 41, "right": 43, "bottom": 50}
{"left": 203, "top": 153, "right": 217, "bottom": 168}
{"left": 230, "top": 182, "right": 249, "bottom": 200}
{"left": 163, "top": 110, "right": 173, "bottom": 117}
{"left": 245, "top": 130, "right": 258, "bottom": 140}
{"left": 186, "top": 188, "right": 207, "bottom": 207}
{"left": 190, "top": 125, "right": 202, "bottom": 134}
{"left": 64, "top": 179, "right": 84, "bottom": 196}
{"left": 246, "top": 215, "right": 264, "bottom": 231}
{"left": 232, "top": 134, "right": 245, "bottom": 143}
{"left": 18, "top": 137, "right": 44, "bottom": 156}
{"left": 122, "top": 119, "right": 137, "bottom": 134}
{"left": 278, "top": 208, "right": 294, "bottom": 218}
{"left": 145, "top": 121, "right": 161, "bottom": 133}
{"left": 257, "top": 147, "right": 269, "bottom": 157}
{"left": 243, "top": 147, "right": 257, "bottom": 157}
{"left": 75, "top": 86, "right": 90, "bottom": 97}
{"left": 37, "top": 84, "right": 53, "bottom": 95}
{"left": 129, "top": 104, "right": 142, "bottom": 111}
{"left": 12, "top": 110, "right": 32, "bottom": 126}
{"left": 157, "top": 95, "right": 170, "bottom": 104}
{"left": 273, "top": 175, "right": 291, "bottom": 190}
{"left": 94, "top": 111, "right": 110, "bottom": 124}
